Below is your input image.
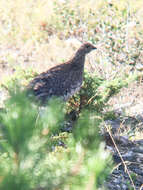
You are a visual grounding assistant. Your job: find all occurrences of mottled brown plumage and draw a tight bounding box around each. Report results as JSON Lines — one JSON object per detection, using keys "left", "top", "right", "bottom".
{"left": 28, "top": 43, "right": 96, "bottom": 103}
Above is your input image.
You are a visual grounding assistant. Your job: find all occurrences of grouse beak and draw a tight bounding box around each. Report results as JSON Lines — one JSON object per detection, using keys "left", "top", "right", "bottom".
{"left": 93, "top": 45, "right": 97, "bottom": 49}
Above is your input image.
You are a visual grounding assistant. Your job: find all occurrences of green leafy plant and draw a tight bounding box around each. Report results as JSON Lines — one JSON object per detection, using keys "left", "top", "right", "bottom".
{"left": 0, "top": 86, "right": 112, "bottom": 190}
{"left": 68, "top": 71, "right": 138, "bottom": 120}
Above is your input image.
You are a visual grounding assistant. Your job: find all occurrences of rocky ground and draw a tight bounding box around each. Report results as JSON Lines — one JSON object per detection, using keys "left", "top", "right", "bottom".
{"left": 103, "top": 118, "right": 143, "bottom": 190}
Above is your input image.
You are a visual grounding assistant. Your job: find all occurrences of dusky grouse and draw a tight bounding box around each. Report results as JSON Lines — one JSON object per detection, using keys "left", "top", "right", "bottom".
{"left": 28, "top": 42, "right": 96, "bottom": 103}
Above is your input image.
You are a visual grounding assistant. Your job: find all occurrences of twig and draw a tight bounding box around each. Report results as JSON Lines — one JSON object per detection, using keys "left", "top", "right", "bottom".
{"left": 104, "top": 122, "right": 136, "bottom": 190}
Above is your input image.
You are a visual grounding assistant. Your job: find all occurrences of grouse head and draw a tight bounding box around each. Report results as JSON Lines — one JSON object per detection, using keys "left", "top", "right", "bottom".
{"left": 71, "top": 42, "right": 96, "bottom": 67}
{"left": 78, "top": 42, "right": 97, "bottom": 54}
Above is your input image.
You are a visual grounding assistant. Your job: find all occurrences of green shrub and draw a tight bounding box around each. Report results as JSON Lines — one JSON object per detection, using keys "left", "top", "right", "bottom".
{"left": 0, "top": 86, "right": 112, "bottom": 190}
{"left": 68, "top": 71, "right": 138, "bottom": 120}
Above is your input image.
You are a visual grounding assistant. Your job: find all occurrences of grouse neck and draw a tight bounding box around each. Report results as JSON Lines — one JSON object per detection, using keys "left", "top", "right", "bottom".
{"left": 71, "top": 51, "right": 86, "bottom": 69}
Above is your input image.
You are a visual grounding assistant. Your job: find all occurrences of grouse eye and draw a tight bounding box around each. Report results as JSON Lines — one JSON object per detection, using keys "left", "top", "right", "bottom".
{"left": 86, "top": 44, "right": 90, "bottom": 48}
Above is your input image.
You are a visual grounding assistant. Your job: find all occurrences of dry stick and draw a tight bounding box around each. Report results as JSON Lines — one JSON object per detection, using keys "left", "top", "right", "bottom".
{"left": 104, "top": 123, "right": 136, "bottom": 190}
{"left": 87, "top": 93, "right": 97, "bottom": 105}
{"left": 121, "top": 5, "right": 136, "bottom": 188}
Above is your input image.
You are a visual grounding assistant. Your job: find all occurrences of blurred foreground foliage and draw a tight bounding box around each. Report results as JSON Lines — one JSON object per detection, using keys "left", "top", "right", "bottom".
{"left": 0, "top": 86, "right": 112, "bottom": 190}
